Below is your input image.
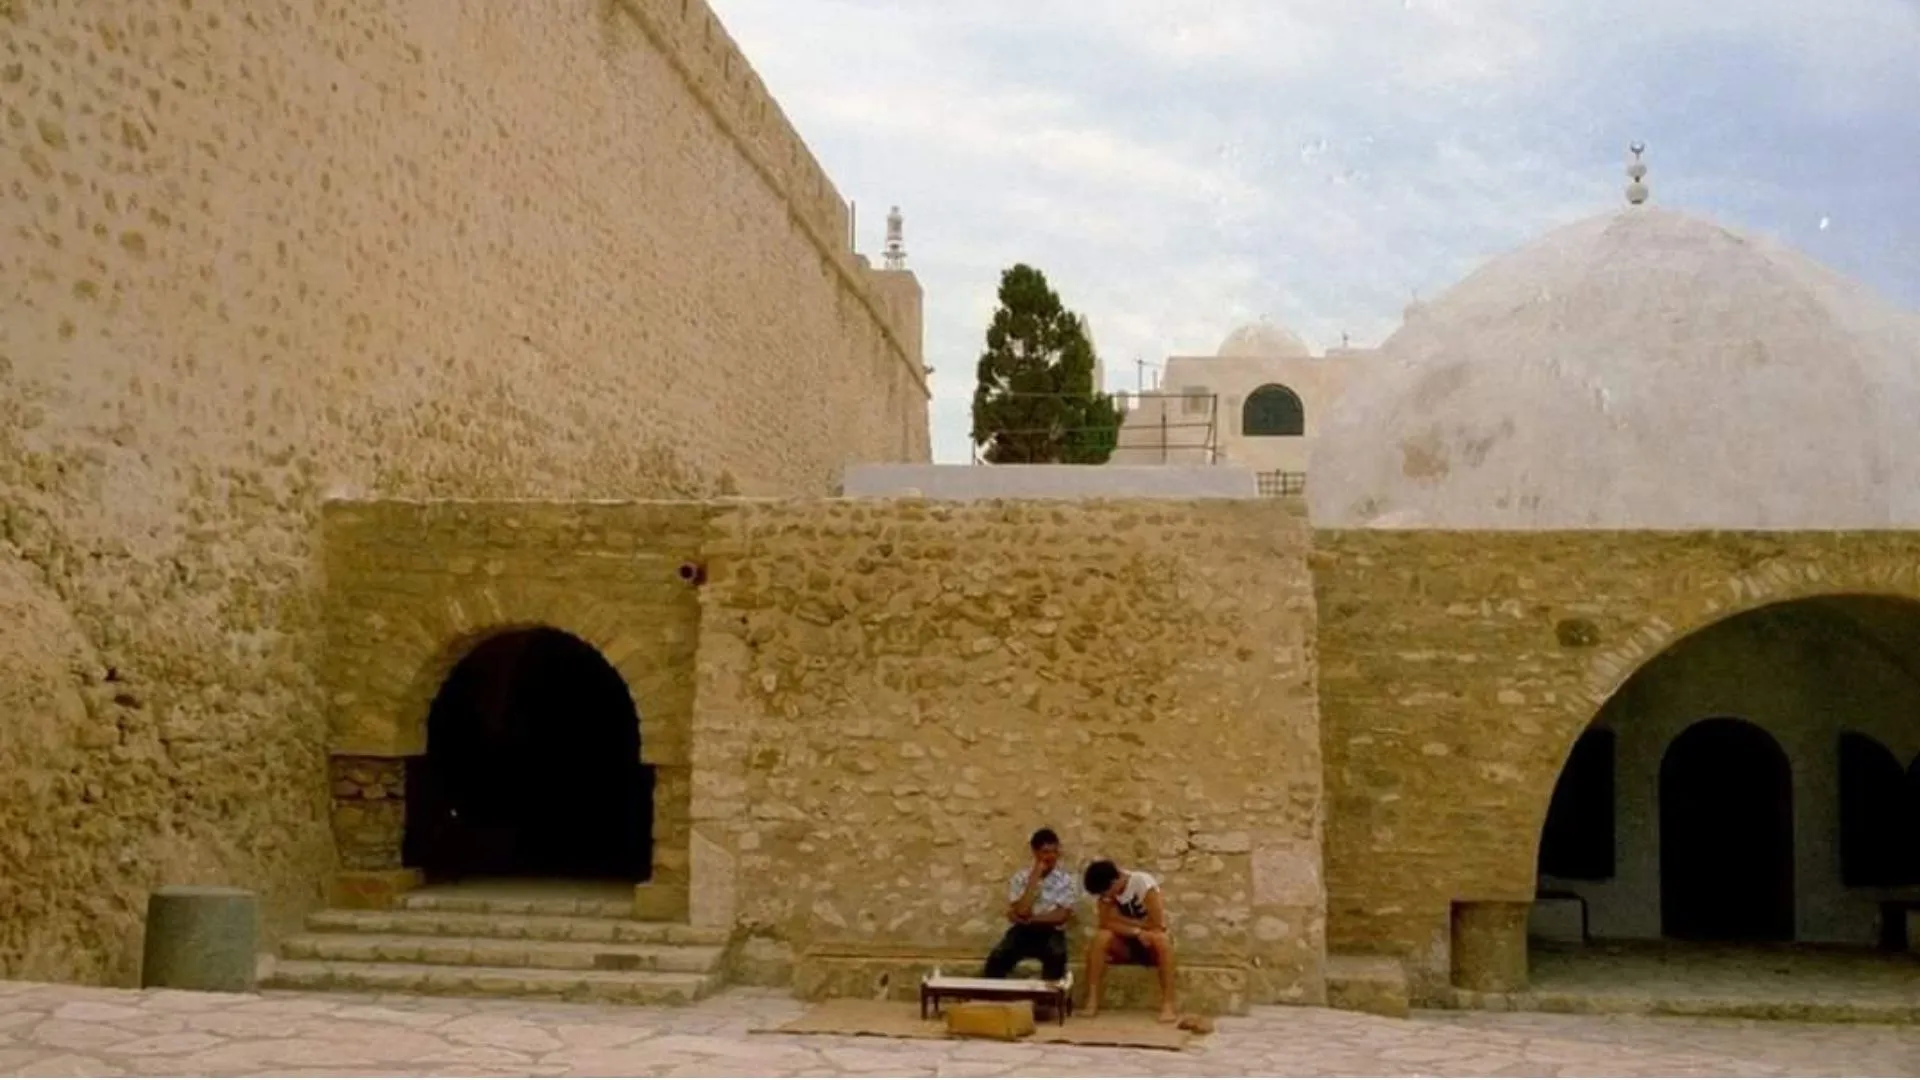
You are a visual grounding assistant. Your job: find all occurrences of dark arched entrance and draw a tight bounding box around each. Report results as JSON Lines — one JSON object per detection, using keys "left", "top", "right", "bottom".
{"left": 403, "top": 628, "right": 653, "bottom": 882}
{"left": 1659, "top": 717, "right": 1793, "bottom": 941}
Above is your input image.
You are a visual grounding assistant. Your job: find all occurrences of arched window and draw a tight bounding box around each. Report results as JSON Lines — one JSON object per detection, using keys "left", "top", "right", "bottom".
{"left": 1838, "top": 732, "right": 1909, "bottom": 887}
{"left": 1242, "top": 384, "right": 1305, "bottom": 436}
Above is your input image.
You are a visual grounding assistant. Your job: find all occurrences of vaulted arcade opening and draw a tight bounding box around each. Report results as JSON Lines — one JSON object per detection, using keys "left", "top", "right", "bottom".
{"left": 1658, "top": 717, "right": 1795, "bottom": 941}
{"left": 403, "top": 628, "right": 654, "bottom": 883}
{"left": 1534, "top": 595, "right": 1920, "bottom": 950}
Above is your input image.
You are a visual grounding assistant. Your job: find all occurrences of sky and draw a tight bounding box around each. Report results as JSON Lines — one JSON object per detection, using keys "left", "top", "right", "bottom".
{"left": 707, "top": 0, "right": 1920, "bottom": 465}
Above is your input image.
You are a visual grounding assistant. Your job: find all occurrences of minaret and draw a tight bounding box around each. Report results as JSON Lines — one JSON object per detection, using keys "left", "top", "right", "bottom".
{"left": 883, "top": 205, "right": 908, "bottom": 270}
{"left": 1626, "top": 142, "right": 1649, "bottom": 206}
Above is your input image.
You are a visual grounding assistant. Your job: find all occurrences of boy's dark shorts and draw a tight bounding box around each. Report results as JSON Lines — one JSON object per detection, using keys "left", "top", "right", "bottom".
{"left": 1116, "top": 935, "right": 1156, "bottom": 966}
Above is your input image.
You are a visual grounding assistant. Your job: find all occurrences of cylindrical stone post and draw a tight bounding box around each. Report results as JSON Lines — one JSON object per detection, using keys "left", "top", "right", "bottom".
{"left": 140, "top": 885, "right": 260, "bottom": 992}
{"left": 1449, "top": 900, "right": 1530, "bottom": 993}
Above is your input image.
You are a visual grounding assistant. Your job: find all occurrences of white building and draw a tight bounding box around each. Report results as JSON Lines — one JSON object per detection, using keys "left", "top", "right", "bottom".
{"left": 1108, "top": 321, "right": 1381, "bottom": 495}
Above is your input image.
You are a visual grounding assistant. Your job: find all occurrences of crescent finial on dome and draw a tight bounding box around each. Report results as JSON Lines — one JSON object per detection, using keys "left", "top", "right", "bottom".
{"left": 1626, "top": 142, "right": 1649, "bottom": 206}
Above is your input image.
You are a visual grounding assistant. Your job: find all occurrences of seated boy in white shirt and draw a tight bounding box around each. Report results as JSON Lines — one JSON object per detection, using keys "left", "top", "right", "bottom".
{"left": 1081, "top": 858, "right": 1178, "bottom": 1021}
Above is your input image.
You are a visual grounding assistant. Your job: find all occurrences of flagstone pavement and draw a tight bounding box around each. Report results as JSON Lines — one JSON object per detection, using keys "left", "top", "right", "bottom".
{"left": 2, "top": 980, "right": 1916, "bottom": 1077}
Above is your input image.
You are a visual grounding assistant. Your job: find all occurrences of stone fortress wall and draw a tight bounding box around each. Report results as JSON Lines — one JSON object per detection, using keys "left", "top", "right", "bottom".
{"left": 314, "top": 497, "right": 1329, "bottom": 1010}
{"left": 10, "top": 0, "right": 1916, "bottom": 1020}
{"left": 0, "top": 0, "right": 928, "bottom": 984}
{"left": 312, "top": 496, "right": 1920, "bottom": 1010}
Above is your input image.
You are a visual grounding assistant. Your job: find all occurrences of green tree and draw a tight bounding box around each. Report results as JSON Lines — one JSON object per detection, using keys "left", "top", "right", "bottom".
{"left": 969, "top": 264, "right": 1120, "bottom": 464}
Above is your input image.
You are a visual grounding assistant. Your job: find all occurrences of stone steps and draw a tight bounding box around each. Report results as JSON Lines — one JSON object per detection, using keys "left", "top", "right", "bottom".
{"left": 263, "top": 958, "right": 717, "bottom": 1005}
{"left": 305, "top": 908, "right": 728, "bottom": 946}
{"left": 264, "top": 890, "right": 730, "bottom": 1005}
{"left": 392, "top": 890, "right": 636, "bottom": 919}
{"left": 279, "top": 932, "right": 723, "bottom": 973}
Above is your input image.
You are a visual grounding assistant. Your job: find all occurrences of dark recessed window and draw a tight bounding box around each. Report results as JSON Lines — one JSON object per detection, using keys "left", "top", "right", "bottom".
{"left": 1242, "top": 384, "right": 1305, "bottom": 437}
{"left": 1838, "top": 732, "right": 1910, "bottom": 887}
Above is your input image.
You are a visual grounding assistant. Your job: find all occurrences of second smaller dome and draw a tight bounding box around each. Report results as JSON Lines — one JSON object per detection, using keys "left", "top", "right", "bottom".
{"left": 1217, "top": 321, "right": 1311, "bottom": 359}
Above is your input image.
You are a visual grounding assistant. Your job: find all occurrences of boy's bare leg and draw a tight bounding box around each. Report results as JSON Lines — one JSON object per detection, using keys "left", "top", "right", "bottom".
{"left": 1082, "top": 929, "right": 1114, "bottom": 1019}
{"left": 1145, "top": 931, "right": 1179, "bottom": 1022}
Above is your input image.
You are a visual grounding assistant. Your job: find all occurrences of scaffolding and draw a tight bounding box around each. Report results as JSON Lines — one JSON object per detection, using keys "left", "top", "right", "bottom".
{"left": 1106, "top": 390, "right": 1221, "bottom": 465}
{"left": 969, "top": 391, "right": 1219, "bottom": 466}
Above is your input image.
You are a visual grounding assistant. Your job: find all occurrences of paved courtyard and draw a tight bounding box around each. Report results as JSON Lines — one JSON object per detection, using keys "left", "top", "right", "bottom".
{"left": 3, "top": 981, "right": 1918, "bottom": 1076}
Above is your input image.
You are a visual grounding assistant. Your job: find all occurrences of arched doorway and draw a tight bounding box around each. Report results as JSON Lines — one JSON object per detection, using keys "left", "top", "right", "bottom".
{"left": 1837, "top": 732, "right": 1907, "bottom": 888}
{"left": 1659, "top": 717, "right": 1794, "bottom": 941}
{"left": 403, "top": 627, "right": 654, "bottom": 882}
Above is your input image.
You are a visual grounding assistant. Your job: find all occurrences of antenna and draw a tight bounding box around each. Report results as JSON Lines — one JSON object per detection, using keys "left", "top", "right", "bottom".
{"left": 883, "top": 205, "right": 907, "bottom": 270}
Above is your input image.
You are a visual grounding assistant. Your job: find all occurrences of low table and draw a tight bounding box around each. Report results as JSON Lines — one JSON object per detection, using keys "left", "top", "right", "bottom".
{"left": 919, "top": 973, "right": 1073, "bottom": 1025}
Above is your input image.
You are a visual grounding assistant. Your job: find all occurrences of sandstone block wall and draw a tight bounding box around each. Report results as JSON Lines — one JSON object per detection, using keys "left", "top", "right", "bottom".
{"left": 1, "top": 0, "right": 925, "bottom": 984}
{"left": 692, "top": 499, "right": 1327, "bottom": 1004}
{"left": 1312, "top": 529, "right": 1920, "bottom": 1000}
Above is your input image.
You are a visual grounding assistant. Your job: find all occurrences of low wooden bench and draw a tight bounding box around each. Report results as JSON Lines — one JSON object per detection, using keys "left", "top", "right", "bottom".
{"left": 919, "top": 973, "right": 1073, "bottom": 1025}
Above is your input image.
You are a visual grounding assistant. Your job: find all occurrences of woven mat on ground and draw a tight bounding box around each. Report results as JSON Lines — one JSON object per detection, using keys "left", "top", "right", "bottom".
{"left": 753, "top": 998, "right": 1195, "bottom": 1051}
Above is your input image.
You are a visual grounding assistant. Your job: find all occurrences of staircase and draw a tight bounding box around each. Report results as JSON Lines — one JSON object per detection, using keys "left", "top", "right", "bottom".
{"left": 261, "top": 883, "right": 729, "bottom": 1005}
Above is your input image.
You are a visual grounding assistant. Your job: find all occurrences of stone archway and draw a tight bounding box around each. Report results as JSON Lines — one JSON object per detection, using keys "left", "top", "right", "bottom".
{"left": 322, "top": 567, "right": 701, "bottom": 919}
{"left": 1315, "top": 532, "right": 1920, "bottom": 1001}
{"left": 1529, "top": 591, "right": 1920, "bottom": 952}
{"left": 402, "top": 627, "right": 654, "bottom": 883}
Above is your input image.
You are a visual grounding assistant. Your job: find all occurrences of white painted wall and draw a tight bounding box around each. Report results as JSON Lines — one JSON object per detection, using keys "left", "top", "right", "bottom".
{"left": 1109, "top": 350, "right": 1374, "bottom": 470}
{"left": 1540, "top": 598, "right": 1920, "bottom": 944}
{"left": 841, "top": 463, "right": 1260, "bottom": 499}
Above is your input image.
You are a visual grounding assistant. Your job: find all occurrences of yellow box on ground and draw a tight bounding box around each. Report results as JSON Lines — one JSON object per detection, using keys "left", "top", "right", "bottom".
{"left": 944, "top": 1000, "right": 1036, "bottom": 1040}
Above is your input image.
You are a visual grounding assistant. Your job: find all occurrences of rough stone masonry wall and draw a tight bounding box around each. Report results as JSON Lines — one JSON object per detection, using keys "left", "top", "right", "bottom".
{"left": 0, "top": 0, "right": 926, "bottom": 984}
{"left": 692, "top": 499, "right": 1327, "bottom": 1004}
{"left": 1311, "top": 529, "right": 1920, "bottom": 1001}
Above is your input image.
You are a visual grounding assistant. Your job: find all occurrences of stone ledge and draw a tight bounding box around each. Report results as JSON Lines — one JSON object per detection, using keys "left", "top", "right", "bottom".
{"left": 306, "top": 908, "right": 730, "bottom": 946}
{"left": 794, "top": 945, "right": 1251, "bottom": 1016}
{"left": 1447, "top": 987, "right": 1920, "bottom": 1025}
{"left": 262, "top": 959, "right": 718, "bottom": 1005}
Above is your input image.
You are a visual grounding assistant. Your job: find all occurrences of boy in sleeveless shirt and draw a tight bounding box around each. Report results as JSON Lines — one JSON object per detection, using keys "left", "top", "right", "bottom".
{"left": 1081, "top": 859, "right": 1179, "bottom": 1021}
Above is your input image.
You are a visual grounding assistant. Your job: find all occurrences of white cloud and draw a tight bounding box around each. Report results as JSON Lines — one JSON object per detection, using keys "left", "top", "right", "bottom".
{"left": 710, "top": 0, "right": 1920, "bottom": 463}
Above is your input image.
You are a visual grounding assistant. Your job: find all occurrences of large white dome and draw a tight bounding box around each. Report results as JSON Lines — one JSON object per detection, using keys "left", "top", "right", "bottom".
{"left": 1218, "top": 321, "right": 1311, "bottom": 359}
{"left": 1309, "top": 208, "right": 1920, "bottom": 529}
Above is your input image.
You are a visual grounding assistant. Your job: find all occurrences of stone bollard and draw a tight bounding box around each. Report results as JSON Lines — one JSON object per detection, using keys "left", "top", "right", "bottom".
{"left": 140, "top": 885, "right": 260, "bottom": 993}
{"left": 1450, "top": 899, "right": 1531, "bottom": 994}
